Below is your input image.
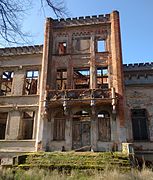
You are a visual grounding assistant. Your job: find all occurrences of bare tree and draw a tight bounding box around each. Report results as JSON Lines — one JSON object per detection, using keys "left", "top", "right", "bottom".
{"left": 0, "top": 0, "right": 67, "bottom": 45}
{"left": 41, "top": 0, "right": 68, "bottom": 19}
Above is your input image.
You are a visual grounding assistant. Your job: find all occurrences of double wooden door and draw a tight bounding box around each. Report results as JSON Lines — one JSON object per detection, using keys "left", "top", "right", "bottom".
{"left": 72, "top": 120, "right": 91, "bottom": 149}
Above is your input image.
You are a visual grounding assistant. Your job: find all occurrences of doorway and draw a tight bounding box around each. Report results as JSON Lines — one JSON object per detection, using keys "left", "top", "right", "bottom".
{"left": 72, "top": 110, "right": 91, "bottom": 149}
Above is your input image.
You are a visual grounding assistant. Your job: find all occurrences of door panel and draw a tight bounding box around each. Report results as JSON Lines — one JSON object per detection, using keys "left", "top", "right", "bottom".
{"left": 82, "top": 122, "right": 90, "bottom": 147}
{"left": 98, "top": 117, "right": 111, "bottom": 141}
{"left": 72, "top": 121, "right": 90, "bottom": 149}
{"left": 72, "top": 122, "right": 81, "bottom": 149}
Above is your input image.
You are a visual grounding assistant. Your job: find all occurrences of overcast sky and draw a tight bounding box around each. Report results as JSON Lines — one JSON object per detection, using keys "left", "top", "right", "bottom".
{"left": 22, "top": 0, "right": 153, "bottom": 64}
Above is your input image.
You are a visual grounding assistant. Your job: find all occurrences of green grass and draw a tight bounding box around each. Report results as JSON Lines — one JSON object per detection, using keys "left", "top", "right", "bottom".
{"left": 1, "top": 152, "right": 153, "bottom": 179}
{"left": 1, "top": 167, "right": 153, "bottom": 180}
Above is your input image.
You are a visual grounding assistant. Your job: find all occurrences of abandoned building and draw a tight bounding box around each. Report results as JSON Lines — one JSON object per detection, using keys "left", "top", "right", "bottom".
{"left": 0, "top": 10, "right": 153, "bottom": 159}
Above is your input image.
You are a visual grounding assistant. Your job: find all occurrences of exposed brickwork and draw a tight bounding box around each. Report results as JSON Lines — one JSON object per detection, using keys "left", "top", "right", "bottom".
{"left": 0, "top": 11, "right": 152, "bottom": 159}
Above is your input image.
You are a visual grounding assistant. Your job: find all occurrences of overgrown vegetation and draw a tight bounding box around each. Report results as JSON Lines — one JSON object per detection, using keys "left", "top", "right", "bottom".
{"left": 1, "top": 152, "right": 153, "bottom": 179}
{"left": 1, "top": 167, "right": 153, "bottom": 180}
{"left": 15, "top": 152, "right": 131, "bottom": 172}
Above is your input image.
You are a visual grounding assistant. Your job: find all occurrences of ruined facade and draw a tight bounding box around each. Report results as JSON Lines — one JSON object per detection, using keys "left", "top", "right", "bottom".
{"left": 0, "top": 11, "right": 153, "bottom": 158}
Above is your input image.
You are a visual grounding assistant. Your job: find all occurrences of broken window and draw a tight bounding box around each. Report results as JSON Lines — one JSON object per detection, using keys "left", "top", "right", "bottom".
{"left": 97, "top": 67, "right": 108, "bottom": 89}
{"left": 131, "top": 109, "right": 149, "bottom": 141}
{"left": 98, "top": 111, "right": 111, "bottom": 141}
{"left": 0, "top": 71, "right": 14, "bottom": 96}
{"left": 56, "top": 69, "right": 67, "bottom": 90}
{"left": 19, "top": 111, "right": 34, "bottom": 140}
{"left": 0, "top": 112, "right": 8, "bottom": 139}
{"left": 58, "top": 42, "right": 67, "bottom": 55}
{"left": 24, "top": 70, "right": 39, "bottom": 95}
{"left": 73, "top": 69, "right": 90, "bottom": 89}
{"left": 97, "top": 40, "right": 105, "bottom": 52}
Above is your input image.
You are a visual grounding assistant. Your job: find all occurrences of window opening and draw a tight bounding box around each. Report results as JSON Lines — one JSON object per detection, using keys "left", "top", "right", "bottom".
{"left": 58, "top": 42, "right": 67, "bottom": 55}
{"left": 97, "top": 40, "right": 105, "bottom": 52}
{"left": 19, "top": 111, "right": 34, "bottom": 139}
{"left": 98, "top": 111, "right": 111, "bottom": 141}
{"left": 97, "top": 67, "right": 108, "bottom": 89}
{"left": 56, "top": 69, "right": 67, "bottom": 90}
{"left": 0, "top": 112, "right": 8, "bottom": 139}
{"left": 74, "top": 69, "right": 90, "bottom": 89}
{"left": 131, "top": 109, "right": 149, "bottom": 141}
{"left": 24, "top": 70, "right": 38, "bottom": 95}
{"left": 0, "top": 71, "right": 14, "bottom": 96}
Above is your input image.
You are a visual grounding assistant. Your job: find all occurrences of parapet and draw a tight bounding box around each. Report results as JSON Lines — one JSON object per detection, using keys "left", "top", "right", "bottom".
{"left": 123, "top": 62, "right": 153, "bottom": 72}
{"left": 52, "top": 14, "right": 111, "bottom": 28}
{"left": 0, "top": 45, "right": 43, "bottom": 57}
{"left": 124, "top": 62, "right": 153, "bottom": 85}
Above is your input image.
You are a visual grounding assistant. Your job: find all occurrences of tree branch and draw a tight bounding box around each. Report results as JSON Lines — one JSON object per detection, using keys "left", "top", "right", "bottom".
{"left": 0, "top": 0, "right": 68, "bottom": 46}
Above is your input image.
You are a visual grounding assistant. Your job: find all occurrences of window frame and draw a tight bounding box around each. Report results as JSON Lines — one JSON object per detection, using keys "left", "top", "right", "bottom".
{"left": 58, "top": 42, "right": 67, "bottom": 55}
{"left": 131, "top": 109, "right": 149, "bottom": 141}
{"left": 97, "top": 39, "right": 105, "bottom": 52}
{"left": 0, "top": 71, "right": 14, "bottom": 96}
{"left": 73, "top": 68, "right": 90, "bottom": 89}
{"left": 24, "top": 70, "right": 39, "bottom": 95}
{"left": 56, "top": 69, "right": 67, "bottom": 90}
{"left": 96, "top": 67, "right": 108, "bottom": 89}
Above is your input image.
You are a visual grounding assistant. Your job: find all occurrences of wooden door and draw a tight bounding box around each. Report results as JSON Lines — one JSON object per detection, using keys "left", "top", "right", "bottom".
{"left": 72, "top": 121, "right": 91, "bottom": 149}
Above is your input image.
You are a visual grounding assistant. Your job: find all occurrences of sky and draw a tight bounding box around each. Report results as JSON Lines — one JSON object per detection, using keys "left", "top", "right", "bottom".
{"left": 22, "top": 0, "right": 153, "bottom": 64}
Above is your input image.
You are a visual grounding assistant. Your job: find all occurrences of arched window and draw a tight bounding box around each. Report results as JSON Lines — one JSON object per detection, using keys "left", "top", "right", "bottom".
{"left": 131, "top": 109, "right": 149, "bottom": 141}
{"left": 98, "top": 111, "right": 111, "bottom": 141}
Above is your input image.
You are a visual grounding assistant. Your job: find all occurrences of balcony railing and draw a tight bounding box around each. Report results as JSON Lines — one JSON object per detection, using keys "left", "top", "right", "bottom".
{"left": 47, "top": 89, "right": 112, "bottom": 101}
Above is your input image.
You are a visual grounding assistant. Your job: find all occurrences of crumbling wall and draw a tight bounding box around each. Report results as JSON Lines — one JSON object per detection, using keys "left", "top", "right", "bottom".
{"left": 0, "top": 46, "right": 42, "bottom": 154}
{"left": 124, "top": 63, "right": 153, "bottom": 151}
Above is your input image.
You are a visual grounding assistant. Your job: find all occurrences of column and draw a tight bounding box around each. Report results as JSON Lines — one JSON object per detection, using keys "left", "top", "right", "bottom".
{"left": 110, "top": 11, "right": 125, "bottom": 126}
{"left": 90, "top": 112, "right": 97, "bottom": 151}
{"left": 65, "top": 115, "right": 72, "bottom": 150}
{"left": 110, "top": 11, "right": 126, "bottom": 144}
{"left": 90, "top": 35, "right": 96, "bottom": 89}
{"left": 36, "top": 18, "right": 53, "bottom": 151}
{"left": 12, "top": 69, "right": 25, "bottom": 95}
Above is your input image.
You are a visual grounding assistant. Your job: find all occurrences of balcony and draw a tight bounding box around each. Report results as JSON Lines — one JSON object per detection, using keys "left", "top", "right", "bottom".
{"left": 46, "top": 88, "right": 116, "bottom": 107}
